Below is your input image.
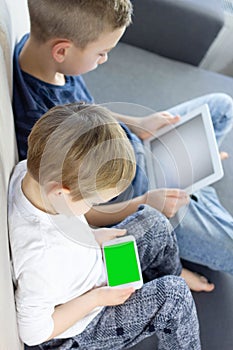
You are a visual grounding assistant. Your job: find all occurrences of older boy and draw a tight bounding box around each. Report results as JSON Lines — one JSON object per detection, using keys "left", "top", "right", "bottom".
{"left": 9, "top": 103, "right": 201, "bottom": 349}
{"left": 13, "top": 0, "right": 233, "bottom": 276}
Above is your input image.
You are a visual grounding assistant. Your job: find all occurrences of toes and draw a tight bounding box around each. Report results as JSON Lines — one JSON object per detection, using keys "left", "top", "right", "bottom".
{"left": 220, "top": 151, "right": 229, "bottom": 160}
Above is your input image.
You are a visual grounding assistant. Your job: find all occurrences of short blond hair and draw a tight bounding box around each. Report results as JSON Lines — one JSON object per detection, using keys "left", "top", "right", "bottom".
{"left": 27, "top": 103, "right": 136, "bottom": 201}
{"left": 28, "top": 0, "right": 133, "bottom": 48}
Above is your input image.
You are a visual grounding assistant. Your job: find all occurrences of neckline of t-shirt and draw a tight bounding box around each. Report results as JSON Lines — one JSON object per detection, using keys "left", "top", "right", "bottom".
{"left": 21, "top": 70, "right": 72, "bottom": 89}
{"left": 15, "top": 161, "right": 58, "bottom": 224}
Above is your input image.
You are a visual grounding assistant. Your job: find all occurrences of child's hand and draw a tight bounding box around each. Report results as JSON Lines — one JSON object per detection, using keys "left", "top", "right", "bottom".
{"left": 93, "top": 228, "right": 127, "bottom": 246}
{"left": 129, "top": 112, "right": 180, "bottom": 140}
{"left": 144, "top": 188, "right": 190, "bottom": 218}
{"left": 95, "top": 286, "right": 135, "bottom": 306}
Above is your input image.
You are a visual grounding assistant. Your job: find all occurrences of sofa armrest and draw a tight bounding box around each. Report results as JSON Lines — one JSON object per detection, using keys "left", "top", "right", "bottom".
{"left": 121, "top": 0, "right": 225, "bottom": 66}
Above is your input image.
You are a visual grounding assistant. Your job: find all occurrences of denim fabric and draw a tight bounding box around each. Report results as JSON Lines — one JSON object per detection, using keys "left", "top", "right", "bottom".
{"left": 168, "top": 93, "right": 233, "bottom": 146}
{"left": 108, "top": 123, "right": 148, "bottom": 204}
{"left": 168, "top": 93, "right": 233, "bottom": 274}
{"left": 26, "top": 206, "right": 200, "bottom": 350}
{"left": 172, "top": 186, "right": 233, "bottom": 274}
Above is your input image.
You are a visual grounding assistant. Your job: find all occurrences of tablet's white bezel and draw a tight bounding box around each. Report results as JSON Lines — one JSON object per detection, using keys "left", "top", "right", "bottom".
{"left": 143, "top": 104, "right": 224, "bottom": 194}
{"left": 102, "top": 235, "right": 143, "bottom": 289}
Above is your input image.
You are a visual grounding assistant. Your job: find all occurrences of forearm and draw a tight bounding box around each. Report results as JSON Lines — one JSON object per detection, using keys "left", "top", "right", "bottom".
{"left": 112, "top": 112, "right": 140, "bottom": 130}
{"left": 85, "top": 194, "right": 146, "bottom": 227}
{"left": 47, "top": 289, "right": 98, "bottom": 340}
{"left": 86, "top": 189, "right": 189, "bottom": 226}
{"left": 112, "top": 111, "right": 180, "bottom": 140}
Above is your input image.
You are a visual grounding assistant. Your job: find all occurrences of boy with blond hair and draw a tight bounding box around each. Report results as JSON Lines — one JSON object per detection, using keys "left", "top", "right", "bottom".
{"left": 9, "top": 103, "right": 201, "bottom": 349}
{"left": 13, "top": 0, "right": 233, "bottom": 283}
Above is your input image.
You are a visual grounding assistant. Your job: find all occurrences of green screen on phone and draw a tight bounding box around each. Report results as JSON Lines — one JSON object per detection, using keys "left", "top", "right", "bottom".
{"left": 103, "top": 241, "right": 141, "bottom": 287}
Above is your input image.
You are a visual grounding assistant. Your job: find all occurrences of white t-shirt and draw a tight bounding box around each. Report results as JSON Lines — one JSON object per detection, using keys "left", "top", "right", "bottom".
{"left": 8, "top": 161, "right": 107, "bottom": 346}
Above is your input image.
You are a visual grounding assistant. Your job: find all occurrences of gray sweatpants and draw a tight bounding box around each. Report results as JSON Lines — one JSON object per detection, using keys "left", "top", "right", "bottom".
{"left": 26, "top": 205, "right": 201, "bottom": 350}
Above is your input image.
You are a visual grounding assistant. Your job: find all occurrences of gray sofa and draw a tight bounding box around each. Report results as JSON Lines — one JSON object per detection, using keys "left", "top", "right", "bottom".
{"left": 0, "top": 0, "right": 232, "bottom": 349}
{"left": 84, "top": 1, "right": 233, "bottom": 349}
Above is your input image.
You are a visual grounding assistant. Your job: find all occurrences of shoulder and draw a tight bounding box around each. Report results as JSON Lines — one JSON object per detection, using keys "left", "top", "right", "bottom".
{"left": 8, "top": 160, "right": 27, "bottom": 203}
{"left": 66, "top": 75, "right": 94, "bottom": 104}
{"left": 14, "top": 33, "right": 29, "bottom": 59}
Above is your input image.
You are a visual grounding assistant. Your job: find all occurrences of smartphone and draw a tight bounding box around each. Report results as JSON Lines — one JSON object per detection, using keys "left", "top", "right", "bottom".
{"left": 102, "top": 235, "right": 143, "bottom": 289}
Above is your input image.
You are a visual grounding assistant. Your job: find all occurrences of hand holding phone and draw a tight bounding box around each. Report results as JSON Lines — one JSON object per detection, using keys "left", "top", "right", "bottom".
{"left": 102, "top": 235, "right": 143, "bottom": 289}
{"left": 95, "top": 285, "right": 135, "bottom": 306}
{"left": 93, "top": 227, "right": 127, "bottom": 246}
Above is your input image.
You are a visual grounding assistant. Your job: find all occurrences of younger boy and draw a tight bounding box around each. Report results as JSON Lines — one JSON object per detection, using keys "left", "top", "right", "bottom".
{"left": 8, "top": 103, "right": 200, "bottom": 349}
{"left": 13, "top": 0, "right": 233, "bottom": 277}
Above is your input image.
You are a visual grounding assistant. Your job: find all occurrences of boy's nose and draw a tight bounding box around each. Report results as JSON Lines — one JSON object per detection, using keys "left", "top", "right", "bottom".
{"left": 99, "top": 53, "right": 108, "bottom": 65}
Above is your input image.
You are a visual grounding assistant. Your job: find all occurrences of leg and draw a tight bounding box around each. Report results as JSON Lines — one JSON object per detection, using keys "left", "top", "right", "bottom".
{"left": 115, "top": 205, "right": 214, "bottom": 291}
{"left": 168, "top": 93, "right": 233, "bottom": 274}
{"left": 37, "top": 276, "right": 200, "bottom": 350}
{"left": 114, "top": 204, "right": 182, "bottom": 279}
{"left": 79, "top": 277, "right": 201, "bottom": 350}
{"left": 168, "top": 93, "right": 233, "bottom": 145}
{"left": 172, "top": 186, "right": 233, "bottom": 275}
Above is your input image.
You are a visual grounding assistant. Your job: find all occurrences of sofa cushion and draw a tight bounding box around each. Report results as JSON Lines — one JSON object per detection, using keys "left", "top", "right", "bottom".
{"left": 0, "top": 45, "right": 21, "bottom": 349}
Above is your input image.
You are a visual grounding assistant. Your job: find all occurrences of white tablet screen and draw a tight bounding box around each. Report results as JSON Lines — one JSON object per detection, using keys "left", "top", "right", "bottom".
{"left": 150, "top": 114, "right": 214, "bottom": 189}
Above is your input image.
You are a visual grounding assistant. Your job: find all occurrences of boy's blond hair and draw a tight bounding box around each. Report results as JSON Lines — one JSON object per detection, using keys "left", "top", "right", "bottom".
{"left": 28, "top": 0, "right": 133, "bottom": 48}
{"left": 27, "top": 103, "right": 136, "bottom": 201}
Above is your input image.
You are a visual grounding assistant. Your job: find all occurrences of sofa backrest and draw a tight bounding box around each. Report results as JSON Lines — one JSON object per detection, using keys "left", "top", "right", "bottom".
{"left": 0, "top": 0, "right": 29, "bottom": 347}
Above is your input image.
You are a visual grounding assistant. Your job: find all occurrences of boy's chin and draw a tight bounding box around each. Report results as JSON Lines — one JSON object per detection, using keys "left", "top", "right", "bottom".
{"left": 83, "top": 65, "right": 98, "bottom": 74}
{"left": 73, "top": 65, "right": 98, "bottom": 76}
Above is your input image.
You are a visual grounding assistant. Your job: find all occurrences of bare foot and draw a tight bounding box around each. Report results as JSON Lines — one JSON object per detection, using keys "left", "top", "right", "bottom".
{"left": 220, "top": 151, "right": 229, "bottom": 160}
{"left": 181, "top": 268, "right": 215, "bottom": 292}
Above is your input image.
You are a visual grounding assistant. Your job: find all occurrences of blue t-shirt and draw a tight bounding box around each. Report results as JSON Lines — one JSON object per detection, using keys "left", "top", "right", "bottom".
{"left": 13, "top": 34, "right": 94, "bottom": 160}
{"left": 13, "top": 34, "right": 148, "bottom": 201}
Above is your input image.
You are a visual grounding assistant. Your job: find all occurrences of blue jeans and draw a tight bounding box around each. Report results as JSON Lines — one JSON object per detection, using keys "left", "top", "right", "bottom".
{"left": 168, "top": 93, "right": 233, "bottom": 275}
{"left": 119, "top": 93, "right": 233, "bottom": 275}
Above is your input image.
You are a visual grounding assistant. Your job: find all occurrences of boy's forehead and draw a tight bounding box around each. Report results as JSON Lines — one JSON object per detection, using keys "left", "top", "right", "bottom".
{"left": 87, "top": 27, "right": 126, "bottom": 51}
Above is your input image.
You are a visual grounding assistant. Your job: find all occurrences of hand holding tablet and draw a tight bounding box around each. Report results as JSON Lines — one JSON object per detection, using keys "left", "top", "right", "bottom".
{"left": 144, "top": 104, "right": 224, "bottom": 194}
{"left": 102, "top": 235, "right": 143, "bottom": 289}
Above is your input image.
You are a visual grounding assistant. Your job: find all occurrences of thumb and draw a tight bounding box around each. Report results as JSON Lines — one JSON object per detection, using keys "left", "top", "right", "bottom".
{"left": 112, "top": 228, "right": 127, "bottom": 237}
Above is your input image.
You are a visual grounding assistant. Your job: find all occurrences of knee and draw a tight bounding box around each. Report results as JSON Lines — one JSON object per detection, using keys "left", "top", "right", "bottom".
{"left": 137, "top": 204, "right": 172, "bottom": 236}
{"left": 217, "top": 92, "right": 233, "bottom": 106}
{"left": 115, "top": 205, "right": 174, "bottom": 245}
{"left": 159, "top": 275, "right": 192, "bottom": 304}
{"left": 213, "top": 93, "right": 233, "bottom": 121}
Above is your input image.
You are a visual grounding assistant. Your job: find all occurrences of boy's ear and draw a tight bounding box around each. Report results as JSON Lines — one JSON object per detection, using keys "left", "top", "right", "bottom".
{"left": 51, "top": 40, "right": 72, "bottom": 63}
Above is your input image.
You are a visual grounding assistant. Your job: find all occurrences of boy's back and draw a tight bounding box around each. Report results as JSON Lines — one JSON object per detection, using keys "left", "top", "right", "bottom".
{"left": 13, "top": 34, "right": 94, "bottom": 160}
{"left": 13, "top": 0, "right": 132, "bottom": 160}
{"left": 9, "top": 160, "right": 106, "bottom": 345}
{"left": 9, "top": 102, "right": 137, "bottom": 345}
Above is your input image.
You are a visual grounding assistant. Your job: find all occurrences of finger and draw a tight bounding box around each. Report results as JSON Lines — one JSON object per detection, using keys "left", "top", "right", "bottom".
{"left": 113, "top": 286, "right": 135, "bottom": 295}
{"left": 165, "top": 196, "right": 189, "bottom": 217}
{"left": 159, "top": 112, "right": 181, "bottom": 121}
{"left": 164, "top": 188, "right": 188, "bottom": 198}
{"left": 120, "top": 287, "right": 135, "bottom": 298}
{"left": 113, "top": 229, "right": 127, "bottom": 237}
{"left": 168, "top": 115, "right": 180, "bottom": 124}
{"left": 176, "top": 195, "right": 190, "bottom": 207}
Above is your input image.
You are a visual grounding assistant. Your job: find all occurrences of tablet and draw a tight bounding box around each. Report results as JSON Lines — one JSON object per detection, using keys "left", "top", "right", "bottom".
{"left": 102, "top": 235, "right": 143, "bottom": 289}
{"left": 143, "top": 104, "right": 224, "bottom": 194}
